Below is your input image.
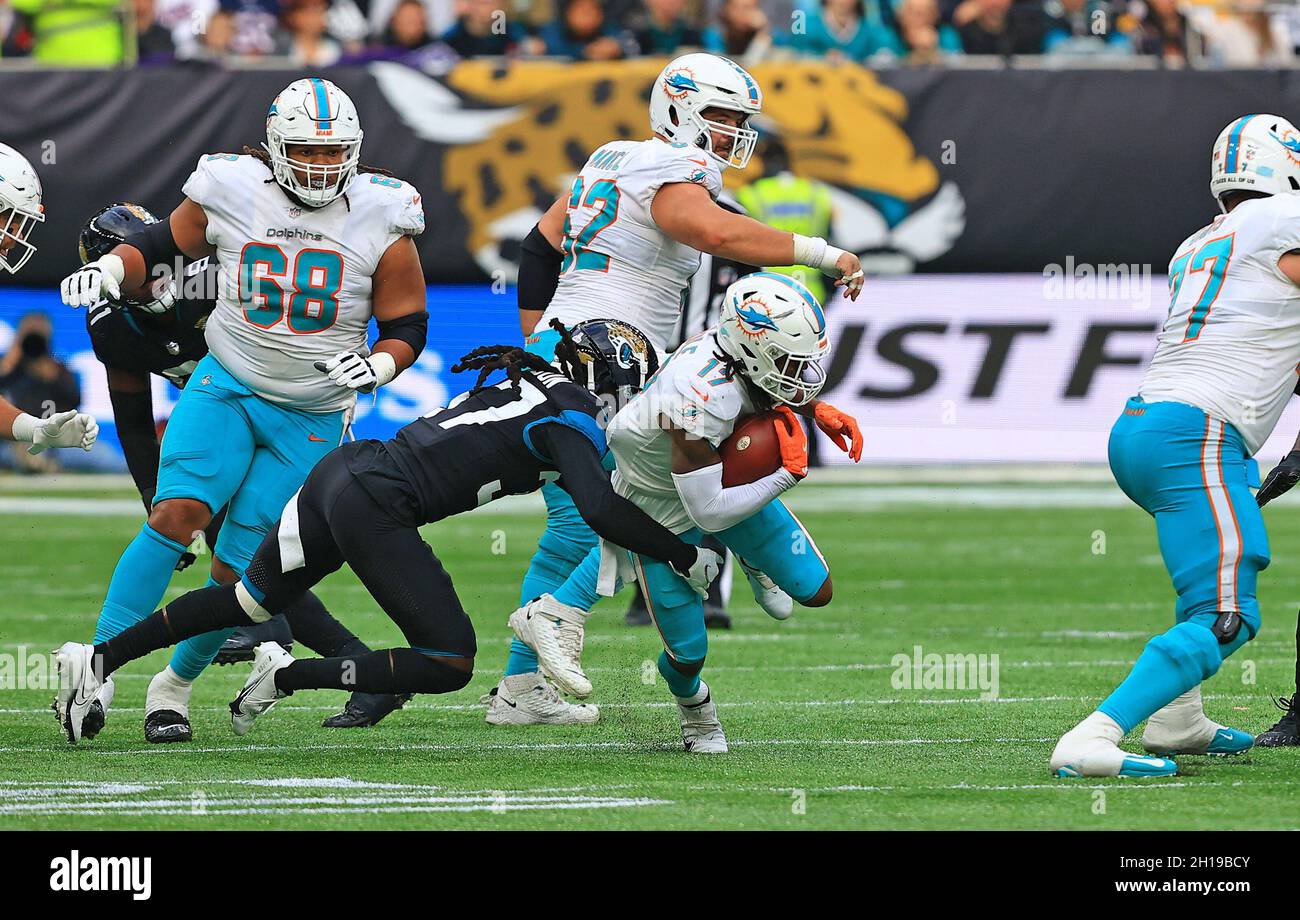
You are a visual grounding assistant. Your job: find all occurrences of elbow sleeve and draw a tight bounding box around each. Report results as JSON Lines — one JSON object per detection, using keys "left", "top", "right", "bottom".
{"left": 518, "top": 223, "right": 562, "bottom": 312}
{"left": 671, "top": 463, "right": 797, "bottom": 533}
{"left": 376, "top": 310, "right": 429, "bottom": 360}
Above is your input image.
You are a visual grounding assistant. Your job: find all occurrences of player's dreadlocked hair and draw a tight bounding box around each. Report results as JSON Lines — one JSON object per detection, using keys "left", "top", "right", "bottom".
{"left": 452, "top": 344, "right": 556, "bottom": 395}
{"left": 452, "top": 321, "right": 587, "bottom": 395}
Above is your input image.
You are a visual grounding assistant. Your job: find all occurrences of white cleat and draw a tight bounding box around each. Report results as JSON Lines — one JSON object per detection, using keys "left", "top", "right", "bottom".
{"left": 1051, "top": 711, "right": 1177, "bottom": 777}
{"left": 484, "top": 673, "right": 600, "bottom": 726}
{"left": 1141, "top": 686, "right": 1254, "bottom": 756}
{"left": 736, "top": 557, "right": 792, "bottom": 621}
{"left": 508, "top": 594, "right": 592, "bottom": 698}
{"left": 675, "top": 682, "right": 728, "bottom": 753}
{"left": 229, "top": 642, "right": 293, "bottom": 736}
{"left": 53, "top": 642, "right": 102, "bottom": 744}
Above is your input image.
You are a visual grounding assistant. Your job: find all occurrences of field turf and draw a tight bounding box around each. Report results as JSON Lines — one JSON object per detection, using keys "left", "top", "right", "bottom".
{"left": 1, "top": 483, "right": 1297, "bottom": 830}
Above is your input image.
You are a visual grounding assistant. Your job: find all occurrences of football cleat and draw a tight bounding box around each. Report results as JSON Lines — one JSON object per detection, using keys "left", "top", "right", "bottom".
{"left": 53, "top": 642, "right": 102, "bottom": 744}
{"left": 1141, "top": 686, "right": 1253, "bottom": 755}
{"left": 736, "top": 556, "right": 792, "bottom": 621}
{"left": 322, "top": 692, "right": 413, "bottom": 729}
{"left": 215, "top": 626, "right": 293, "bottom": 666}
{"left": 144, "top": 666, "right": 193, "bottom": 744}
{"left": 1256, "top": 696, "right": 1300, "bottom": 747}
{"left": 675, "top": 682, "right": 728, "bottom": 753}
{"left": 484, "top": 673, "right": 600, "bottom": 726}
{"left": 144, "top": 709, "right": 192, "bottom": 744}
{"left": 1051, "top": 711, "right": 1177, "bottom": 777}
{"left": 508, "top": 594, "right": 591, "bottom": 698}
{"left": 78, "top": 676, "right": 114, "bottom": 741}
{"left": 230, "top": 642, "right": 293, "bottom": 736}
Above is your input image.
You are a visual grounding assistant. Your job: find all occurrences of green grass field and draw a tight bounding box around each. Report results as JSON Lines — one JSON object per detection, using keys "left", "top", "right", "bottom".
{"left": 1, "top": 483, "right": 1298, "bottom": 830}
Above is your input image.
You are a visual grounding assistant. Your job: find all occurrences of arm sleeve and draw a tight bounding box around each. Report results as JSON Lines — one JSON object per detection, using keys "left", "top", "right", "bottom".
{"left": 534, "top": 423, "right": 696, "bottom": 570}
{"left": 518, "top": 223, "right": 563, "bottom": 313}
{"left": 108, "top": 385, "right": 160, "bottom": 512}
{"left": 671, "top": 461, "right": 797, "bottom": 533}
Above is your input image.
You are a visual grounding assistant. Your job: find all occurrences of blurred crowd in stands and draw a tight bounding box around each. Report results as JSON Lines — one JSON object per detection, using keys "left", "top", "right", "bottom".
{"left": 0, "top": 0, "right": 1296, "bottom": 68}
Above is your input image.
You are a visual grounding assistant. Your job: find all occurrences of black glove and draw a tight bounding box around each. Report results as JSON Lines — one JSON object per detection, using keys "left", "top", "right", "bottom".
{"left": 175, "top": 550, "right": 198, "bottom": 572}
{"left": 1257, "top": 450, "right": 1300, "bottom": 507}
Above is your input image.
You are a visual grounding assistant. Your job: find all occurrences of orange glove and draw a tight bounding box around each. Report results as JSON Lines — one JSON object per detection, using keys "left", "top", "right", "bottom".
{"left": 772, "top": 406, "right": 809, "bottom": 480}
{"left": 813, "top": 401, "right": 863, "bottom": 462}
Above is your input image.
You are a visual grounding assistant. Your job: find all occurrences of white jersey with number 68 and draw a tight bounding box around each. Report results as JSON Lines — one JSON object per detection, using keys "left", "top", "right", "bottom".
{"left": 184, "top": 153, "right": 424, "bottom": 413}
{"left": 1140, "top": 193, "right": 1300, "bottom": 454}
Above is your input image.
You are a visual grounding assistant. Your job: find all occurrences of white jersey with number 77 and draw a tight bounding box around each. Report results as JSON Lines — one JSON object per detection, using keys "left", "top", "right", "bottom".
{"left": 1139, "top": 192, "right": 1300, "bottom": 454}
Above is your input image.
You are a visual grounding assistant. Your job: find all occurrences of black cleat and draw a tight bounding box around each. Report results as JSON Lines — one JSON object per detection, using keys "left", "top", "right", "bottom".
{"left": 144, "top": 709, "right": 192, "bottom": 744}
{"left": 215, "top": 631, "right": 293, "bottom": 666}
{"left": 704, "top": 607, "right": 732, "bottom": 630}
{"left": 321, "top": 692, "right": 413, "bottom": 728}
{"left": 1256, "top": 696, "right": 1300, "bottom": 747}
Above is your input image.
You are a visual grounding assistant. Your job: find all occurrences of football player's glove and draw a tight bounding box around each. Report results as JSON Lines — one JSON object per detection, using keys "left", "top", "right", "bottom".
{"left": 1258, "top": 450, "right": 1300, "bottom": 507}
{"left": 773, "top": 406, "right": 809, "bottom": 480}
{"left": 813, "top": 401, "right": 863, "bottom": 462}
{"left": 60, "top": 254, "right": 124, "bottom": 308}
{"left": 673, "top": 547, "right": 725, "bottom": 599}
{"left": 14, "top": 409, "right": 98, "bottom": 454}
{"left": 315, "top": 351, "right": 395, "bottom": 394}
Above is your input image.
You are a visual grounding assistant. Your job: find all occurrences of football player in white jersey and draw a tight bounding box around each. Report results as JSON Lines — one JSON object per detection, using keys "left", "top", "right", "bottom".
{"left": 54, "top": 77, "right": 428, "bottom": 744}
{"left": 488, "top": 52, "right": 865, "bottom": 725}
{"left": 1050, "top": 114, "right": 1300, "bottom": 777}
{"left": 593, "top": 272, "right": 839, "bottom": 750}
{"left": 0, "top": 142, "right": 99, "bottom": 455}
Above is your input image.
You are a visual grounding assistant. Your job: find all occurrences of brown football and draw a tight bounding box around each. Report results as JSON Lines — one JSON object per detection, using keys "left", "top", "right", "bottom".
{"left": 719, "top": 411, "right": 783, "bottom": 487}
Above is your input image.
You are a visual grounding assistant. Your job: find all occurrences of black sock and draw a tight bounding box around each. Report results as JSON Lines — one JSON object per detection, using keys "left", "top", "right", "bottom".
{"left": 95, "top": 584, "right": 253, "bottom": 676}
{"left": 275, "top": 648, "right": 471, "bottom": 695}
{"left": 282, "top": 591, "right": 371, "bottom": 658}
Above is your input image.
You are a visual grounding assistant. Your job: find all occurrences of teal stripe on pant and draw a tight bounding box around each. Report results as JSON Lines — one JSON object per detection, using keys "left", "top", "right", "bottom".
{"left": 1097, "top": 397, "right": 1267, "bottom": 733}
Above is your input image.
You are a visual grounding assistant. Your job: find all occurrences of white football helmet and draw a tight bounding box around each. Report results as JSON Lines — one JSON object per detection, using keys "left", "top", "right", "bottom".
{"left": 1210, "top": 114, "right": 1300, "bottom": 212}
{"left": 264, "top": 77, "right": 363, "bottom": 208}
{"left": 716, "top": 272, "right": 829, "bottom": 406}
{"left": 649, "top": 52, "right": 762, "bottom": 170}
{"left": 0, "top": 143, "right": 43, "bottom": 274}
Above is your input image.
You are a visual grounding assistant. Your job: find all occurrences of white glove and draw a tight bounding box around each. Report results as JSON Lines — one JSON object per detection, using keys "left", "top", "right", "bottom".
{"left": 317, "top": 350, "right": 396, "bottom": 394}
{"left": 673, "top": 547, "right": 724, "bottom": 599}
{"left": 14, "top": 410, "right": 99, "bottom": 454}
{"left": 60, "top": 254, "right": 125, "bottom": 309}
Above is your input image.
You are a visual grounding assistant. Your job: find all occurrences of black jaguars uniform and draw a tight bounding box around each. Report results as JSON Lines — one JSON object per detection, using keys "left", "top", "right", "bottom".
{"left": 84, "top": 259, "right": 214, "bottom": 389}
{"left": 239, "top": 366, "right": 697, "bottom": 662}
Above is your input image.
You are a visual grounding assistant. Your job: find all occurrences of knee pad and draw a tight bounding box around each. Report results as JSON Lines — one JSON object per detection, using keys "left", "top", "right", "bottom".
{"left": 1146, "top": 621, "right": 1226, "bottom": 685}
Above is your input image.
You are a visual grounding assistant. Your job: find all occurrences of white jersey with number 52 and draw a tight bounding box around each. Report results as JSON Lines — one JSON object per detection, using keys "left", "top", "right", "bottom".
{"left": 183, "top": 153, "right": 424, "bottom": 413}
{"left": 538, "top": 138, "right": 723, "bottom": 352}
{"left": 1140, "top": 193, "right": 1300, "bottom": 453}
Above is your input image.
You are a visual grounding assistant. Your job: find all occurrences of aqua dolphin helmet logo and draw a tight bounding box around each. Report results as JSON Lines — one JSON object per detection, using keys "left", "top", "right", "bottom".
{"left": 1270, "top": 125, "right": 1300, "bottom": 162}
{"left": 735, "top": 298, "right": 780, "bottom": 335}
{"left": 663, "top": 69, "right": 699, "bottom": 101}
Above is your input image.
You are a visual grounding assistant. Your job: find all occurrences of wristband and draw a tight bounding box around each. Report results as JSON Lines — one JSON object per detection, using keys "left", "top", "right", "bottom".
{"left": 370, "top": 351, "right": 398, "bottom": 388}
{"left": 9, "top": 412, "right": 36, "bottom": 443}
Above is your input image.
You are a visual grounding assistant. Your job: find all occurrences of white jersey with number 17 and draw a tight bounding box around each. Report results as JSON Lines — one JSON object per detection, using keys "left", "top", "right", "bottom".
{"left": 1140, "top": 193, "right": 1300, "bottom": 454}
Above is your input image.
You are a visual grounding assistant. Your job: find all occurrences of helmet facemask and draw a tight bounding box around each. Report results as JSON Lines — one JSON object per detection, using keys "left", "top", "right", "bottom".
{"left": 264, "top": 134, "right": 362, "bottom": 208}
{"left": 684, "top": 106, "right": 757, "bottom": 170}
{"left": 0, "top": 204, "right": 42, "bottom": 275}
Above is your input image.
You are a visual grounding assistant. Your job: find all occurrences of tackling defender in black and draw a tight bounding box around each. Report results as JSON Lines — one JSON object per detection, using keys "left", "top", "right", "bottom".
{"left": 55, "top": 320, "right": 722, "bottom": 742}
{"left": 77, "top": 202, "right": 408, "bottom": 737}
